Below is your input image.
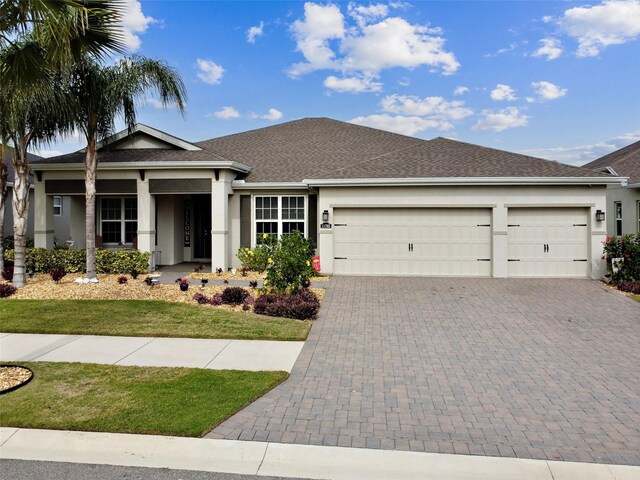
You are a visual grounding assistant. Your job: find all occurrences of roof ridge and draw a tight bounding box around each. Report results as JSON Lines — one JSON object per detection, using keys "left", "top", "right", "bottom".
{"left": 585, "top": 139, "right": 640, "bottom": 169}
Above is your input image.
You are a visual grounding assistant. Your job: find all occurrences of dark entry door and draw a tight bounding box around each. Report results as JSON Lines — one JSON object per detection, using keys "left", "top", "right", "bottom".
{"left": 193, "top": 195, "right": 211, "bottom": 259}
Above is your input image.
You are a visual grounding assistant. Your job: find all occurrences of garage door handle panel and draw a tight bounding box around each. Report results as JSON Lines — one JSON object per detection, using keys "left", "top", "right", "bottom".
{"left": 477, "top": 258, "right": 491, "bottom": 261}
{"left": 334, "top": 224, "right": 348, "bottom": 227}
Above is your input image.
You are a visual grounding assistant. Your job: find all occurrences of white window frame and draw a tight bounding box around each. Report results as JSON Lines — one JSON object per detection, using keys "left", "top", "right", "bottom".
{"left": 252, "top": 195, "right": 307, "bottom": 248}
{"left": 53, "top": 196, "right": 63, "bottom": 216}
{"left": 98, "top": 196, "right": 138, "bottom": 246}
{"left": 614, "top": 201, "right": 622, "bottom": 236}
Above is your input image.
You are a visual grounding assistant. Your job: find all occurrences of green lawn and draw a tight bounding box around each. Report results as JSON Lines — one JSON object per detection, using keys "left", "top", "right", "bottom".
{"left": 0, "top": 300, "right": 310, "bottom": 341}
{"left": 631, "top": 294, "right": 640, "bottom": 303}
{"left": 0, "top": 362, "right": 287, "bottom": 437}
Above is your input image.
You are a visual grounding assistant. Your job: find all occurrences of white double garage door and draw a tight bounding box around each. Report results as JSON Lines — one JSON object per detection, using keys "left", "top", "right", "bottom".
{"left": 333, "top": 207, "right": 589, "bottom": 277}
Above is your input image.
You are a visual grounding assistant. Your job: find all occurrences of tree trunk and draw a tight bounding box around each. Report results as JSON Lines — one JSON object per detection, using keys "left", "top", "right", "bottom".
{"left": 84, "top": 124, "right": 98, "bottom": 280}
{"left": 0, "top": 149, "right": 8, "bottom": 276}
{"left": 11, "top": 138, "right": 30, "bottom": 287}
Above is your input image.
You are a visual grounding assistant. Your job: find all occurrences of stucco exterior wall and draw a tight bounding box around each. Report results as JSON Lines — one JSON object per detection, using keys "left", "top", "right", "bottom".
{"left": 316, "top": 184, "right": 608, "bottom": 279}
{"left": 605, "top": 185, "right": 639, "bottom": 235}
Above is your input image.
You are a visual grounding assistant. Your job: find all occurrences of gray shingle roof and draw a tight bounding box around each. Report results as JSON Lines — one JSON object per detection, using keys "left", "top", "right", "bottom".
{"left": 33, "top": 118, "right": 609, "bottom": 182}
{"left": 583, "top": 140, "right": 640, "bottom": 185}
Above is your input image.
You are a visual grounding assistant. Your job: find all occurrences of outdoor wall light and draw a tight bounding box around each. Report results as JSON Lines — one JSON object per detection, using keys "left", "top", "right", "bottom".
{"left": 322, "top": 210, "right": 329, "bottom": 222}
{"left": 595, "top": 210, "right": 605, "bottom": 222}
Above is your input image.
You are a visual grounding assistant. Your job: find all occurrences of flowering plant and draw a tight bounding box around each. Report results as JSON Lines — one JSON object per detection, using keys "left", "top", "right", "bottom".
{"left": 175, "top": 278, "right": 189, "bottom": 285}
{"left": 603, "top": 233, "right": 640, "bottom": 283}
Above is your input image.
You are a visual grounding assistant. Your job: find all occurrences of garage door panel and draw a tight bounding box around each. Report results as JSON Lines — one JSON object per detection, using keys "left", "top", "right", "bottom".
{"left": 507, "top": 208, "right": 589, "bottom": 278}
{"left": 333, "top": 208, "right": 491, "bottom": 276}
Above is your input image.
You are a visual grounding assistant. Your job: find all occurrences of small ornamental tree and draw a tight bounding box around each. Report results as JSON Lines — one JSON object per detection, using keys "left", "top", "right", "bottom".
{"left": 603, "top": 233, "right": 640, "bottom": 283}
{"left": 264, "top": 232, "right": 315, "bottom": 293}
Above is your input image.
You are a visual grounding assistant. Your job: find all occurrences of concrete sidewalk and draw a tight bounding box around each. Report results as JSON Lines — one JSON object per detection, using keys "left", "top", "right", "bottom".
{"left": 1, "top": 428, "right": 638, "bottom": 480}
{"left": 0, "top": 333, "right": 304, "bottom": 372}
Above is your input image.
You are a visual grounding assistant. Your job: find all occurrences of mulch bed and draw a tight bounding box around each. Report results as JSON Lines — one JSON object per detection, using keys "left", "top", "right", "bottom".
{"left": 0, "top": 366, "right": 34, "bottom": 395}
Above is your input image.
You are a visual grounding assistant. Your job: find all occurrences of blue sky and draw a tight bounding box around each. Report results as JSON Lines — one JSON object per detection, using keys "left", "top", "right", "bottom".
{"left": 41, "top": 0, "right": 640, "bottom": 166}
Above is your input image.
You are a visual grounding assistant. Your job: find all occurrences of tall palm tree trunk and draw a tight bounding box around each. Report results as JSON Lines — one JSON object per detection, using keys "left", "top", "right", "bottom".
{"left": 84, "top": 125, "right": 98, "bottom": 279}
{"left": 0, "top": 144, "right": 8, "bottom": 275}
{"left": 11, "top": 137, "right": 31, "bottom": 287}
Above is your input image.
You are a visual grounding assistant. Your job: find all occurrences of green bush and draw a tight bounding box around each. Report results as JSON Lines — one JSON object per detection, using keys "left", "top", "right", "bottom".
{"left": 236, "top": 234, "right": 277, "bottom": 272}
{"left": 3, "top": 248, "right": 150, "bottom": 274}
{"left": 603, "top": 233, "right": 640, "bottom": 283}
{"left": 264, "top": 232, "right": 315, "bottom": 293}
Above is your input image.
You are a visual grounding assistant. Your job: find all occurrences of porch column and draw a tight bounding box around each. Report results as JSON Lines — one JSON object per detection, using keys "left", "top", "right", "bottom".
{"left": 136, "top": 179, "right": 155, "bottom": 256}
{"left": 33, "top": 175, "right": 54, "bottom": 249}
{"left": 492, "top": 204, "right": 508, "bottom": 278}
{"left": 211, "top": 170, "right": 234, "bottom": 271}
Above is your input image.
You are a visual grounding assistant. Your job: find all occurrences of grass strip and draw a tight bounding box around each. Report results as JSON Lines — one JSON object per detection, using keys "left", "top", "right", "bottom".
{"left": 0, "top": 362, "right": 287, "bottom": 437}
{"left": 0, "top": 300, "right": 310, "bottom": 341}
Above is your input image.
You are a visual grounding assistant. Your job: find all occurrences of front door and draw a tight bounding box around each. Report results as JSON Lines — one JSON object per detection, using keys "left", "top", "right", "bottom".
{"left": 193, "top": 195, "right": 211, "bottom": 259}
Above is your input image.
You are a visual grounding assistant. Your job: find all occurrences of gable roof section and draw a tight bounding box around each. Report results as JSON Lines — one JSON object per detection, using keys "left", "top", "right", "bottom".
{"left": 32, "top": 118, "right": 617, "bottom": 184}
{"left": 584, "top": 140, "right": 640, "bottom": 185}
{"left": 95, "top": 124, "right": 202, "bottom": 151}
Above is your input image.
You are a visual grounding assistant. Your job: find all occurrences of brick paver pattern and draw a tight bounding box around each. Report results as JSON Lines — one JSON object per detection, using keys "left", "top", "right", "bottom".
{"left": 209, "top": 277, "right": 640, "bottom": 465}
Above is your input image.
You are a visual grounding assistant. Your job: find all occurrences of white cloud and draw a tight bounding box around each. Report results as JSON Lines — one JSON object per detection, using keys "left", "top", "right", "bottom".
{"left": 211, "top": 106, "right": 240, "bottom": 119}
{"left": 398, "top": 77, "right": 411, "bottom": 86}
{"left": 121, "top": 0, "right": 156, "bottom": 52}
{"left": 349, "top": 114, "right": 443, "bottom": 136}
{"left": 250, "top": 108, "right": 283, "bottom": 121}
{"left": 380, "top": 94, "right": 473, "bottom": 122}
{"left": 532, "top": 38, "right": 563, "bottom": 60}
{"left": 348, "top": 2, "right": 389, "bottom": 28}
{"left": 453, "top": 86, "right": 469, "bottom": 96}
{"left": 484, "top": 41, "right": 523, "bottom": 58}
{"left": 490, "top": 84, "right": 517, "bottom": 101}
{"left": 140, "top": 98, "right": 179, "bottom": 109}
{"left": 521, "top": 130, "right": 640, "bottom": 165}
{"left": 288, "top": 2, "right": 459, "bottom": 87}
{"left": 557, "top": 0, "right": 640, "bottom": 57}
{"left": 196, "top": 59, "right": 225, "bottom": 85}
{"left": 531, "top": 81, "right": 567, "bottom": 101}
{"left": 247, "top": 21, "right": 265, "bottom": 44}
{"left": 323, "top": 75, "right": 382, "bottom": 93}
{"left": 289, "top": 3, "right": 345, "bottom": 76}
{"left": 33, "top": 149, "right": 64, "bottom": 158}
{"left": 473, "top": 107, "right": 529, "bottom": 132}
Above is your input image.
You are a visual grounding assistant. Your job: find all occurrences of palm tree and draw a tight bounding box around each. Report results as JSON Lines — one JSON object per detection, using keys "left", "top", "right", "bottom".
{"left": 0, "top": 0, "right": 125, "bottom": 287}
{"left": 0, "top": 0, "right": 125, "bottom": 89}
{"left": 0, "top": 142, "right": 9, "bottom": 275}
{"left": 67, "top": 56, "right": 186, "bottom": 279}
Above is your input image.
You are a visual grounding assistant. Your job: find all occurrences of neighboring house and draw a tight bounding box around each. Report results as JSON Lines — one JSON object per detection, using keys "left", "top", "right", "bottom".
{"left": 30, "top": 118, "right": 623, "bottom": 278}
{"left": 584, "top": 140, "right": 640, "bottom": 237}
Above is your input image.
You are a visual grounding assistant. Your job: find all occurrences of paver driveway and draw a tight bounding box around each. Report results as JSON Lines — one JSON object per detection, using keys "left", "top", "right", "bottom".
{"left": 210, "top": 277, "right": 640, "bottom": 465}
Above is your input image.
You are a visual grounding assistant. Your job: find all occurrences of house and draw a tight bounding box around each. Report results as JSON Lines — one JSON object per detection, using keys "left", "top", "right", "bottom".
{"left": 30, "top": 118, "right": 623, "bottom": 278}
{"left": 584, "top": 140, "right": 640, "bottom": 236}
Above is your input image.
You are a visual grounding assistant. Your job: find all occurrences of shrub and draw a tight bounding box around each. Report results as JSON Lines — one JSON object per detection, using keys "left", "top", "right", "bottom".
{"left": 3, "top": 248, "right": 150, "bottom": 275}
{"left": 192, "top": 292, "right": 223, "bottom": 306}
{"left": 242, "top": 296, "right": 254, "bottom": 311}
{"left": 117, "top": 275, "right": 128, "bottom": 284}
{"left": 617, "top": 280, "right": 640, "bottom": 294}
{"left": 49, "top": 267, "right": 66, "bottom": 282}
{"left": 264, "top": 232, "right": 315, "bottom": 293}
{"left": 236, "top": 234, "right": 277, "bottom": 272}
{"left": 254, "top": 289, "right": 320, "bottom": 320}
{"left": 603, "top": 233, "right": 640, "bottom": 283}
{"left": 221, "top": 286, "right": 250, "bottom": 305}
{"left": 0, "top": 283, "right": 17, "bottom": 298}
{"left": 249, "top": 280, "right": 258, "bottom": 289}
{"left": 130, "top": 269, "right": 139, "bottom": 279}
{"left": 1, "top": 236, "right": 33, "bottom": 251}
{"left": 2, "top": 263, "right": 13, "bottom": 281}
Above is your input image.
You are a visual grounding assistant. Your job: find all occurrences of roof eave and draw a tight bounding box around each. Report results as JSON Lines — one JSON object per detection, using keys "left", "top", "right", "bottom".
{"left": 232, "top": 181, "right": 310, "bottom": 190}
{"left": 31, "top": 160, "right": 251, "bottom": 173}
{"left": 303, "top": 176, "right": 627, "bottom": 187}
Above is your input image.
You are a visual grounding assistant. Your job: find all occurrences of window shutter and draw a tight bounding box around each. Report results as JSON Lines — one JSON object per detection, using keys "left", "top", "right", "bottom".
{"left": 308, "top": 194, "right": 318, "bottom": 249}
{"left": 240, "top": 195, "right": 251, "bottom": 248}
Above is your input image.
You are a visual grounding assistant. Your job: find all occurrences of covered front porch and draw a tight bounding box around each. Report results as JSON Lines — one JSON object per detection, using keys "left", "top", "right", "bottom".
{"left": 32, "top": 169, "right": 238, "bottom": 271}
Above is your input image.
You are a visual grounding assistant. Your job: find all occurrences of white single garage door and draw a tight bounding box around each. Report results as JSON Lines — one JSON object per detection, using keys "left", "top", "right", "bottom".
{"left": 333, "top": 208, "right": 492, "bottom": 276}
{"left": 507, "top": 207, "right": 589, "bottom": 277}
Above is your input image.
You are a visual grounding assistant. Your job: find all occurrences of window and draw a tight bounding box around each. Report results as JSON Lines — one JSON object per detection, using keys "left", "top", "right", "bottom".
{"left": 638, "top": 201, "right": 640, "bottom": 233}
{"left": 614, "top": 201, "right": 622, "bottom": 236}
{"left": 53, "top": 196, "right": 62, "bottom": 216}
{"left": 254, "top": 195, "right": 305, "bottom": 243}
{"left": 100, "top": 197, "right": 137, "bottom": 244}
